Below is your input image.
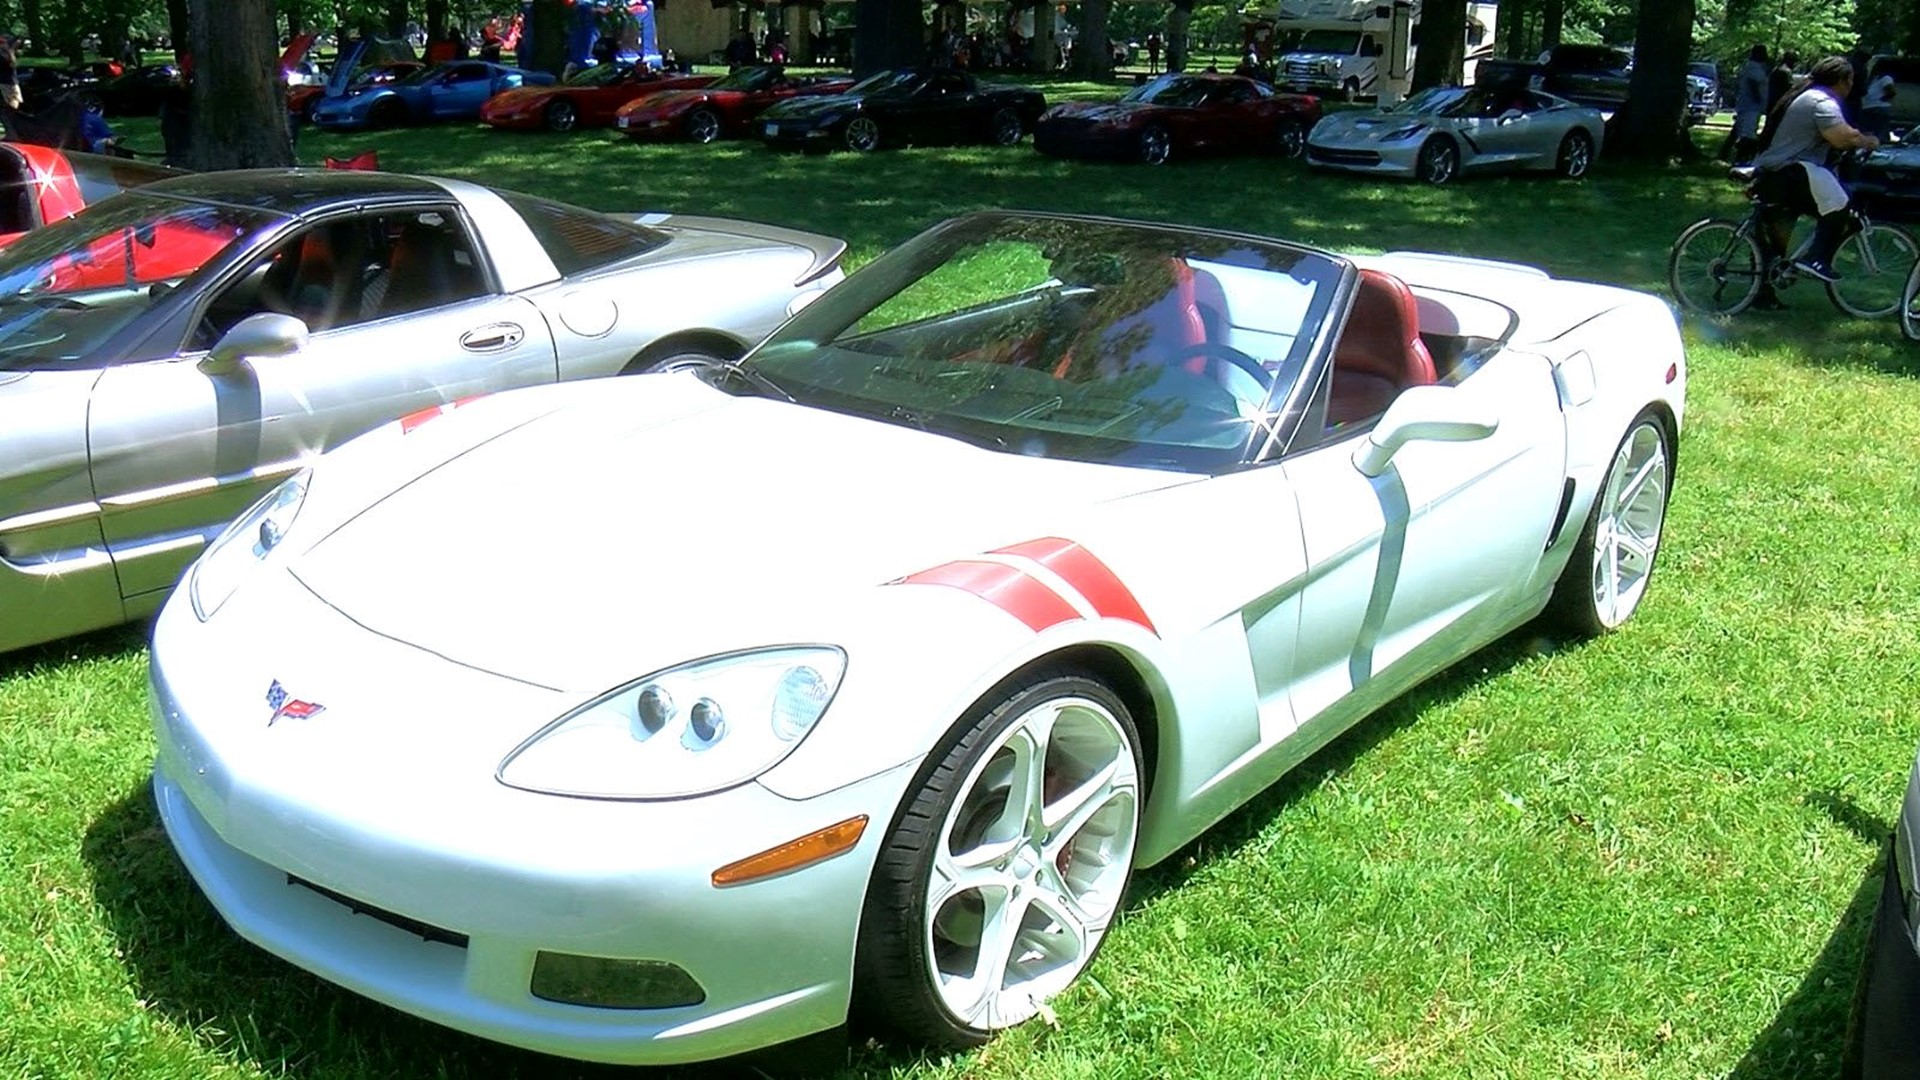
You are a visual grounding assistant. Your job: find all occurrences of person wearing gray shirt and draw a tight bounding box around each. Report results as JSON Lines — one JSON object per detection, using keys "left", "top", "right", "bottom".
{"left": 1753, "top": 55, "right": 1881, "bottom": 285}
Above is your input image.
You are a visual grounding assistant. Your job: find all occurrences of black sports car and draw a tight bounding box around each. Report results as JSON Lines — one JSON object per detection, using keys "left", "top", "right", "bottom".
{"left": 756, "top": 67, "right": 1047, "bottom": 152}
{"left": 1852, "top": 134, "right": 1920, "bottom": 225}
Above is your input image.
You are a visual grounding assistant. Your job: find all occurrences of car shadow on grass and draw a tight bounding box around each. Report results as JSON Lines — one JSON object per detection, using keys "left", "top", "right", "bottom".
{"left": 77, "top": 785, "right": 886, "bottom": 1080}
{"left": 0, "top": 623, "right": 146, "bottom": 681}
{"left": 1726, "top": 791, "right": 1887, "bottom": 1080}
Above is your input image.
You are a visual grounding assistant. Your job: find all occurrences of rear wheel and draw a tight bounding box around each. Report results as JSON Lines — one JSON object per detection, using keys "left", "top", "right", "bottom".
{"left": 1667, "top": 218, "right": 1763, "bottom": 317}
{"left": 544, "top": 99, "right": 579, "bottom": 133}
{"left": 1555, "top": 130, "right": 1594, "bottom": 178}
{"left": 1901, "top": 258, "right": 1920, "bottom": 341}
{"left": 1548, "top": 413, "right": 1673, "bottom": 636}
{"left": 1415, "top": 136, "right": 1458, "bottom": 184}
{"left": 988, "top": 107, "right": 1023, "bottom": 146}
{"left": 1274, "top": 118, "right": 1305, "bottom": 159}
{"left": 845, "top": 116, "right": 882, "bottom": 152}
{"left": 685, "top": 106, "right": 722, "bottom": 144}
{"left": 1138, "top": 125, "right": 1171, "bottom": 165}
{"left": 1827, "top": 222, "right": 1919, "bottom": 319}
{"left": 853, "top": 672, "right": 1141, "bottom": 1047}
{"left": 622, "top": 343, "right": 730, "bottom": 375}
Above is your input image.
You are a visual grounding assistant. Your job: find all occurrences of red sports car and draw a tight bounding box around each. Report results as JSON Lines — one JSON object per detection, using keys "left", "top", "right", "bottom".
{"left": 0, "top": 144, "right": 182, "bottom": 249}
{"left": 480, "top": 62, "right": 716, "bottom": 132}
{"left": 614, "top": 65, "right": 855, "bottom": 143}
{"left": 1034, "top": 73, "right": 1322, "bottom": 165}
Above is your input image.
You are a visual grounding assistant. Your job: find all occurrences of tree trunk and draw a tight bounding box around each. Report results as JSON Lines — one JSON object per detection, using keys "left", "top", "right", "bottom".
{"left": 1541, "top": 0, "right": 1564, "bottom": 51}
{"left": 1410, "top": 0, "right": 1465, "bottom": 91}
{"left": 21, "top": 0, "right": 47, "bottom": 56}
{"left": 1612, "top": 0, "right": 1694, "bottom": 160}
{"left": 425, "top": 0, "right": 449, "bottom": 40}
{"left": 62, "top": 0, "right": 84, "bottom": 64}
{"left": 387, "top": 0, "right": 409, "bottom": 37}
{"left": 1496, "top": 0, "right": 1528, "bottom": 58}
{"left": 165, "top": 0, "right": 189, "bottom": 62}
{"left": 525, "top": 0, "right": 569, "bottom": 75}
{"left": 283, "top": 0, "right": 306, "bottom": 37}
{"left": 187, "top": 0, "right": 294, "bottom": 169}
{"left": 1070, "top": 0, "right": 1111, "bottom": 79}
{"left": 852, "top": 0, "right": 924, "bottom": 75}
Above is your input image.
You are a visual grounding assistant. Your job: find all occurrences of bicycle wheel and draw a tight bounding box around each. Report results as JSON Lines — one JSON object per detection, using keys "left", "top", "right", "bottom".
{"left": 1669, "top": 218, "right": 1764, "bottom": 317}
{"left": 1828, "top": 222, "right": 1920, "bottom": 319}
{"left": 1901, "top": 258, "right": 1920, "bottom": 341}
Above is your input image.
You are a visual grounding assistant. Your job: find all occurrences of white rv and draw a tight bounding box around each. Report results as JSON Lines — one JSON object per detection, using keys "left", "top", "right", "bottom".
{"left": 1270, "top": 0, "right": 1496, "bottom": 103}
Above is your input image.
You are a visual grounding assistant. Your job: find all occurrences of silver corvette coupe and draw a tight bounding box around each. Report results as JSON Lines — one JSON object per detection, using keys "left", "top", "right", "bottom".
{"left": 1306, "top": 85, "right": 1605, "bottom": 184}
{"left": 0, "top": 169, "right": 844, "bottom": 654}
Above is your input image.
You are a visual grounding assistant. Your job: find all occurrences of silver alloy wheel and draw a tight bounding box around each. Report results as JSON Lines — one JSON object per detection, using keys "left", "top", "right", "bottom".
{"left": 846, "top": 116, "right": 881, "bottom": 151}
{"left": 1589, "top": 420, "right": 1669, "bottom": 628}
{"left": 1139, "top": 126, "right": 1171, "bottom": 165}
{"left": 1417, "top": 137, "right": 1457, "bottom": 184}
{"left": 1275, "top": 119, "right": 1304, "bottom": 159}
{"left": 1559, "top": 131, "right": 1592, "bottom": 178}
{"left": 546, "top": 100, "right": 577, "bottom": 132}
{"left": 922, "top": 694, "right": 1139, "bottom": 1030}
{"left": 686, "top": 107, "right": 721, "bottom": 144}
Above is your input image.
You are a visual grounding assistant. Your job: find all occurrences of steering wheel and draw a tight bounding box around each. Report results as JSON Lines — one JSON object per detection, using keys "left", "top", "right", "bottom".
{"left": 1166, "top": 340, "right": 1269, "bottom": 387}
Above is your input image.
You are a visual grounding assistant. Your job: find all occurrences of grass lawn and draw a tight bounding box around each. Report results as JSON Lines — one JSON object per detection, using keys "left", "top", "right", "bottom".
{"left": 4, "top": 109, "right": 1919, "bottom": 1079}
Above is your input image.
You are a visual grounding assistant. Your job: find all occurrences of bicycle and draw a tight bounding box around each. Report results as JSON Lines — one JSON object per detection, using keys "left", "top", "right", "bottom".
{"left": 1668, "top": 163, "right": 1919, "bottom": 319}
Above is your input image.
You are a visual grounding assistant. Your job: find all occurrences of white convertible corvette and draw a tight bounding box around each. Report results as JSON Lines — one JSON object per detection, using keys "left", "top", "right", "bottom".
{"left": 149, "top": 212, "right": 1686, "bottom": 1064}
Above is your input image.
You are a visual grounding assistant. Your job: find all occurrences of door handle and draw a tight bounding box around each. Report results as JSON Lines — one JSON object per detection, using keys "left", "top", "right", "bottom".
{"left": 460, "top": 322, "right": 524, "bottom": 351}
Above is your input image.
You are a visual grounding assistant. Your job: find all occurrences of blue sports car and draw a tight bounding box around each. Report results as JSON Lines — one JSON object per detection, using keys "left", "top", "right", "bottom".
{"left": 312, "top": 60, "right": 556, "bottom": 130}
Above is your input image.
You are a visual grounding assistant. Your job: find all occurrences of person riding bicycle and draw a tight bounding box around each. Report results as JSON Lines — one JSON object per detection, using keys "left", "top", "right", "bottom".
{"left": 1751, "top": 55, "right": 1881, "bottom": 298}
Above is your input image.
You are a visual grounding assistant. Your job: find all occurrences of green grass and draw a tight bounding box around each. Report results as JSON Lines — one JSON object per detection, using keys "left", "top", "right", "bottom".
{"left": 6, "top": 117, "right": 1920, "bottom": 1079}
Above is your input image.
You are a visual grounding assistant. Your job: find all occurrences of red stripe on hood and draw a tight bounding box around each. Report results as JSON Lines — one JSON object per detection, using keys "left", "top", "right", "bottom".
{"left": 898, "top": 560, "right": 1079, "bottom": 633}
{"left": 993, "top": 537, "right": 1157, "bottom": 636}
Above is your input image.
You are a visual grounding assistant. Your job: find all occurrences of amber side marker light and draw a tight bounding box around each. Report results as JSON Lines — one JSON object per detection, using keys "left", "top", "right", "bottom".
{"left": 711, "top": 815, "right": 868, "bottom": 888}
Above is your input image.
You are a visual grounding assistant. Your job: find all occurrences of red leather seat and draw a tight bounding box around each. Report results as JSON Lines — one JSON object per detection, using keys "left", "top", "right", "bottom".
{"left": 1054, "top": 258, "right": 1208, "bottom": 380}
{"left": 1327, "top": 267, "right": 1436, "bottom": 427}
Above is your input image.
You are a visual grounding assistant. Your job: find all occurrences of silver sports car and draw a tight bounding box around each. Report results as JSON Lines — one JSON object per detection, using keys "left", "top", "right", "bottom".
{"left": 0, "top": 169, "right": 844, "bottom": 654}
{"left": 1306, "top": 85, "right": 1605, "bottom": 184}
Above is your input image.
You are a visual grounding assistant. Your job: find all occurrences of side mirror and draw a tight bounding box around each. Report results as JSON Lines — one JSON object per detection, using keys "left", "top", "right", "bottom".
{"left": 201, "top": 312, "right": 308, "bottom": 375}
{"left": 1352, "top": 384, "right": 1498, "bottom": 477}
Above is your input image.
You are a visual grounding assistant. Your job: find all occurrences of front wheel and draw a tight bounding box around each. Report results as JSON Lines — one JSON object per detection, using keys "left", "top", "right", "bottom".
{"left": 1415, "top": 136, "right": 1458, "bottom": 184}
{"left": 1901, "top": 258, "right": 1920, "bottom": 341}
{"left": 854, "top": 673, "right": 1142, "bottom": 1047}
{"left": 685, "top": 106, "right": 722, "bottom": 144}
{"left": 1827, "top": 221, "right": 1919, "bottom": 319}
{"left": 1138, "top": 125, "right": 1171, "bottom": 165}
{"left": 1547, "top": 413, "right": 1673, "bottom": 636}
{"left": 845, "top": 116, "right": 882, "bottom": 152}
{"left": 1555, "top": 130, "right": 1594, "bottom": 178}
{"left": 369, "top": 97, "right": 407, "bottom": 129}
{"left": 544, "top": 99, "right": 579, "bottom": 132}
{"left": 1667, "top": 218, "right": 1763, "bottom": 317}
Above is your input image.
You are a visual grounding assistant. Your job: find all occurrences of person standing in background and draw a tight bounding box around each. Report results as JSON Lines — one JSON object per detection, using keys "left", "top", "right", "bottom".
{"left": 1726, "top": 44, "right": 1770, "bottom": 164}
{"left": 0, "top": 37, "right": 21, "bottom": 111}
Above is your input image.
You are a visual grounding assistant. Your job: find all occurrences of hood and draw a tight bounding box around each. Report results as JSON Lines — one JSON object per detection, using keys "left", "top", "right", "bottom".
{"left": 1050, "top": 101, "right": 1154, "bottom": 123}
{"left": 1283, "top": 51, "right": 1348, "bottom": 65}
{"left": 290, "top": 379, "right": 1185, "bottom": 690}
{"left": 1310, "top": 109, "right": 1420, "bottom": 141}
{"left": 763, "top": 93, "right": 865, "bottom": 121}
{"left": 279, "top": 33, "right": 318, "bottom": 73}
{"left": 625, "top": 88, "right": 703, "bottom": 115}
{"left": 485, "top": 86, "right": 553, "bottom": 111}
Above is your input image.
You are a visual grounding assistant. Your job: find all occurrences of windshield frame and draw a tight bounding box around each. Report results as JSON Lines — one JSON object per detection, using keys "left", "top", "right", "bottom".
{"left": 737, "top": 211, "right": 1352, "bottom": 474}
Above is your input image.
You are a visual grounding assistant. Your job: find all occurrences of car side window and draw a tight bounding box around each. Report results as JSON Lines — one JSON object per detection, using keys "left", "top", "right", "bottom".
{"left": 192, "top": 208, "right": 489, "bottom": 350}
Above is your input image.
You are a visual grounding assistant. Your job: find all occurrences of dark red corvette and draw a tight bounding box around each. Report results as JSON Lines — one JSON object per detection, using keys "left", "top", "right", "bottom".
{"left": 1034, "top": 74, "right": 1322, "bottom": 165}
{"left": 480, "top": 62, "right": 717, "bottom": 132}
{"left": 614, "top": 65, "right": 855, "bottom": 143}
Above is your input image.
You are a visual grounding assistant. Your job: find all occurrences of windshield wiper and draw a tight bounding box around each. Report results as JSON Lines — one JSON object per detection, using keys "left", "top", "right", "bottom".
{"left": 683, "top": 357, "right": 796, "bottom": 403}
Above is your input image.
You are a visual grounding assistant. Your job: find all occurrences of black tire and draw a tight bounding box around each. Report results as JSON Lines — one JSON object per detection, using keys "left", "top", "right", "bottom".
{"left": 685, "top": 106, "right": 722, "bottom": 144}
{"left": 1667, "top": 218, "right": 1763, "bottom": 317}
{"left": 1415, "top": 136, "right": 1459, "bottom": 184}
{"left": 988, "top": 106, "right": 1023, "bottom": 147}
{"left": 1901, "top": 257, "right": 1920, "bottom": 341}
{"left": 1826, "top": 222, "right": 1919, "bottom": 319}
{"left": 1274, "top": 118, "right": 1305, "bottom": 159}
{"left": 1555, "top": 129, "right": 1594, "bottom": 179}
{"left": 622, "top": 343, "right": 730, "bottom": 375}
{"left": 845, "top": 115, "right": 882, "bottom": 152}
{"left": 370, "top": 97, "right": 407, "bottom": 129}
{"left": 1547, "top": 411, "right": 1673, "bottom": 637}
{"left": 1341, "top": 77, "right": 1360, "bottom": 102}
{"left": 544, "top": 99, "right": 579, "bottom": 133}
{"left": 853, "top": 672, "right": 1143, "bottom": 1047}
{"left": 1138, "top": 124, "right": 1172, "bottom": 165}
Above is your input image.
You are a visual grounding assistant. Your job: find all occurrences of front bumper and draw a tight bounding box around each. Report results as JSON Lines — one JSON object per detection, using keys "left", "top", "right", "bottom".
{"left": 480, "top": 112, "right": 543, "bottom": 130}
{"left": 616, "top": 112, "right": 682, "bottom": 139}
{"left": 1033, "top": 124, "right": 1135, "bottom": 161}
{"left": 148, "top": 586, "right": 913, "bottom": 1065}
{"left": 1846, "top": 839, "right": 1920, "bottom": 1078}
{"left": 759, "top": 120, "right": 838, "bottom": 149}
{"left": 1304, "top": 140, "right": 1418, "bottom": 177}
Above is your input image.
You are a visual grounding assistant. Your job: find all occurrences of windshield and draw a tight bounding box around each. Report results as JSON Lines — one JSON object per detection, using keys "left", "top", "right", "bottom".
{"left": 709, "top": 66, "right": 777, "bottom": 93}
{"left": 0, "top": 194, "right": 280, "bottom": 371}
{"left": 1296, "top": 30, "right": 1361, "bottom": 54}
{"left": 566, "top": 61, "right": 632, "bottom": 86}
{"left": 1121, "top": 75, "right": 1213, "bottom": 107}
{"left": 1388, "top": 86, "right": 1467, "bottom": 115}
{"left": 741, "top": 214, "right": 1343, "bottom": 473}
{"left": 848, "top": 69, "right": 922, "bottom": 96}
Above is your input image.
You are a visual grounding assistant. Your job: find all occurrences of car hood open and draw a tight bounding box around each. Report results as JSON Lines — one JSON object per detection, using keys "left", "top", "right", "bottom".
{"left": 290, "top": 378, "right": 1187, "bottom": 690}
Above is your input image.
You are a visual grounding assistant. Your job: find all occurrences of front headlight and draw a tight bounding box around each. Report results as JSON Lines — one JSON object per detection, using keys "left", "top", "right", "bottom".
{"left": 498, "top": 646, "right": 847, "bottom": 800}
{"left": 189, "top": 469, "right": 310, "bottom": 620}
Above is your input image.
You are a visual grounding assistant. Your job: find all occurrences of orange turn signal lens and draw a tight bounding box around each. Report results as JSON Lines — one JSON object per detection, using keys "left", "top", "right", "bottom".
{"left": 711, "top": 815, "right": 868, "bottom": 888}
